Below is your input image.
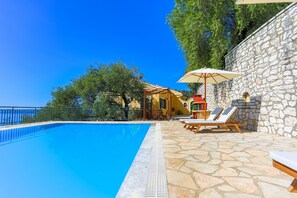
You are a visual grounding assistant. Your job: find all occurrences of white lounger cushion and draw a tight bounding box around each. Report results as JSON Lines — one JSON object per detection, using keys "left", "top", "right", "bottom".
{"left": 184, "top": 120, "right": 225, "bottom": 124}
{"left": 180, "top": 107, "right": 223, "bottom": 122}
{"left": 270, "top": 151, "right": 297, "bottom": 171}
{"left": 180, "top": 118, "right": 203, "bottom": 122}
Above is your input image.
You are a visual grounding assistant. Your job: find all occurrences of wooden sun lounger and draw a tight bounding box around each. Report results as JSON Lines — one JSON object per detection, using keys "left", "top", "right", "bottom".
{"left": 270, "top": 152, "right": 297, "bottom": 193}
{"left": 184, "top": 107, "right": 246, "bottom": 133}
{"left": 192, "top": 122, "right": 246, "bottom": 133}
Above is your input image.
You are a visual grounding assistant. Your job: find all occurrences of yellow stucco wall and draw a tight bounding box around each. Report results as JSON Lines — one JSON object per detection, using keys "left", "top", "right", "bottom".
{"left": 171, "top": 95, "right": 190, "bottom": 115}
{"left": 151, "top": 92, "right": 190, "bottom": 116}
{"left": 152, "top": 94, "right": 160, "bottom": 110}
{"left": 129, "top": 99, "right": 141, "bottom": 109}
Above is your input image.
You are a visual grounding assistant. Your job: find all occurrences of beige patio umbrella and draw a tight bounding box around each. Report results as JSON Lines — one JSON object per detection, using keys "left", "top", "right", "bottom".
{"left": 178, "top": 67, "right": 243, "bottom": 120}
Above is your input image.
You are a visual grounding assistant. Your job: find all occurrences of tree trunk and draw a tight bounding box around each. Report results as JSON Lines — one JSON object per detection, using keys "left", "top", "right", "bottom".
{"left": 122, "top": 95, "right": 129, "bottom": 121}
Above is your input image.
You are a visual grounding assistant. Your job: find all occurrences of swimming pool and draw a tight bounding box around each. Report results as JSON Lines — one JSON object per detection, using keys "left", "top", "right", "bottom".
{"left": 0, "top": 123, "right": 150, "bottom": 198}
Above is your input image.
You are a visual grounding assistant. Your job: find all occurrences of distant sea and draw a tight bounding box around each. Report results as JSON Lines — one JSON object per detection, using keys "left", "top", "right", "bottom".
{"left": 0, "top": 108, "right": 37, "bottom": 126}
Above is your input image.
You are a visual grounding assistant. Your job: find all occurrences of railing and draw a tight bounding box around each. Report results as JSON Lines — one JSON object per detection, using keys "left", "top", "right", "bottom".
{"left": 0, "top": 106, "right": 42, "bottom": 126}
{"left": 0, "top": 106, "right": 143, "bottom": 126}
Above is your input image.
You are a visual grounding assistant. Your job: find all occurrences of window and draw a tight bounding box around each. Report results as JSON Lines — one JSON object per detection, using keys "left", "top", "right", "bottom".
{"left": 160, "top": 98, "right": 166, "bottom": 109}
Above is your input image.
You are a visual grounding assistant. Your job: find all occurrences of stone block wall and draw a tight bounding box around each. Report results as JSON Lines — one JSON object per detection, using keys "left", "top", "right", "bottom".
{"left": 198, "top": 3, "right": 297, "bottom": 138}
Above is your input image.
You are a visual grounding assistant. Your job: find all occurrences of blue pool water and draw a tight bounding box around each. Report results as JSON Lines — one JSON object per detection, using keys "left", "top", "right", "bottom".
{"left": 0, "top": 123, "right": 150, "bottom": 198}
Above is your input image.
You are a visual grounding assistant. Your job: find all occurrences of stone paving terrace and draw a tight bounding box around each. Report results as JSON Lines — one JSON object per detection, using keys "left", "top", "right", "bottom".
{"left": 161, "top": 121, "right": 297, "bottom": 198}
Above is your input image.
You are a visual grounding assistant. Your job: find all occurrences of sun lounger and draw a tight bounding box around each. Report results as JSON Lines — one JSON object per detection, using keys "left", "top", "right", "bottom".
{"left": 180, "top": 107, "right": 223, "bottom": 128}
{"left": 184, "top": 106, "right": 246, "bottom": 133}
{"left": 270, "top": 152, "right": 297, "bottom": 193}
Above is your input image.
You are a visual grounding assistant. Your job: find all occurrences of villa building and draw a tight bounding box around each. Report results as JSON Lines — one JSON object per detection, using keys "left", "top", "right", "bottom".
{"left": 120, "top": 83, "right": 193, "bottom": 119}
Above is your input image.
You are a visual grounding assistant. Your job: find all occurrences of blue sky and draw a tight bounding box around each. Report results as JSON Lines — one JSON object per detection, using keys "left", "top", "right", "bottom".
{"left": 0, "top": 0, "right": 188, "bottom": 106}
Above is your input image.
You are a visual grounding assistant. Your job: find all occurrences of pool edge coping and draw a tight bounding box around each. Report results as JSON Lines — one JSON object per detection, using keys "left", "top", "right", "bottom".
{"left": 116, "top": 123, "right": 168, "bottom": 198}
{"left": 0, "top": 121, "right": 157, "bottom": 131}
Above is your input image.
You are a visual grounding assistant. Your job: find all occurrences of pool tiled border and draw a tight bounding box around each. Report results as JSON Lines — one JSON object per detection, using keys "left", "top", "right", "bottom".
{"left": 144, "top": 123, "right": 168, "bottom": 198}
{"left": 117, "top": 123, "right": 168, "bottom": 198}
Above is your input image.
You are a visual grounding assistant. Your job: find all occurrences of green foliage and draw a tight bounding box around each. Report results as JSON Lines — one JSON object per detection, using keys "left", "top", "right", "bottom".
{"left": 51, "top": 85, "right": 80, "bottom": 108}
{"left": 177, "top": 89, "right": 195, "bottom": 100}
{"left": 233, "top": 3, "right": 289, "bottom": 44}
{"left": 177, "top": 109, "right": 183, "bottom": 115}
{"left": 36, "top": 62, "right": 144, "bottom": 121}
{"left": 91, "top": 93, "right": 124, "bottom": 120}
{"left": 128, "top": 108, "right": 142, "bottom": 121}
{"left": 168, "top": 0, "right": 289, "bottom": 73}
{"left": 74, "top": 66, "right": 107, "bottom": 109}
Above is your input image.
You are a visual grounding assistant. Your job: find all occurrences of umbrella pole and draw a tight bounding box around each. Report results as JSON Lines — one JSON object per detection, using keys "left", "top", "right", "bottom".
{"left": 204, "top": 76, "right": 207, "bottom": 120}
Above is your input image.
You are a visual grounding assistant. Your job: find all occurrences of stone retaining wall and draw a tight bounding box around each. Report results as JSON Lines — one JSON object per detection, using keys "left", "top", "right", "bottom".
{"left": 198, "top": 3, "right": 297, "bottom": 138}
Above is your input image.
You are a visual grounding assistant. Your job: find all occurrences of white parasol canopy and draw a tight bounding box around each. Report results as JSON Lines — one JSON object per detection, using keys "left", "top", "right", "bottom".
{"left": 178, "top": 67, "right": 242, "bottom": 84}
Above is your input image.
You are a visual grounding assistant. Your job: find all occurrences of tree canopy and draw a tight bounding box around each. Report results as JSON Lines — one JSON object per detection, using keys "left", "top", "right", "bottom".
{"left": 41, "top": 62, "right": 144, "bottom": 120}
{"left": 50, "top": 85, "right": 80, "bottom": 108}
{"left": 168, "top": 0, "right": 289, "bottom": 72}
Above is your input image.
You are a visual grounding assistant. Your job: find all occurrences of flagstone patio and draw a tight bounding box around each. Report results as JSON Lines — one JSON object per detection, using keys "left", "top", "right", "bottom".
{"left": 161, "top": 121, "right": 297, "bottom": 198}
